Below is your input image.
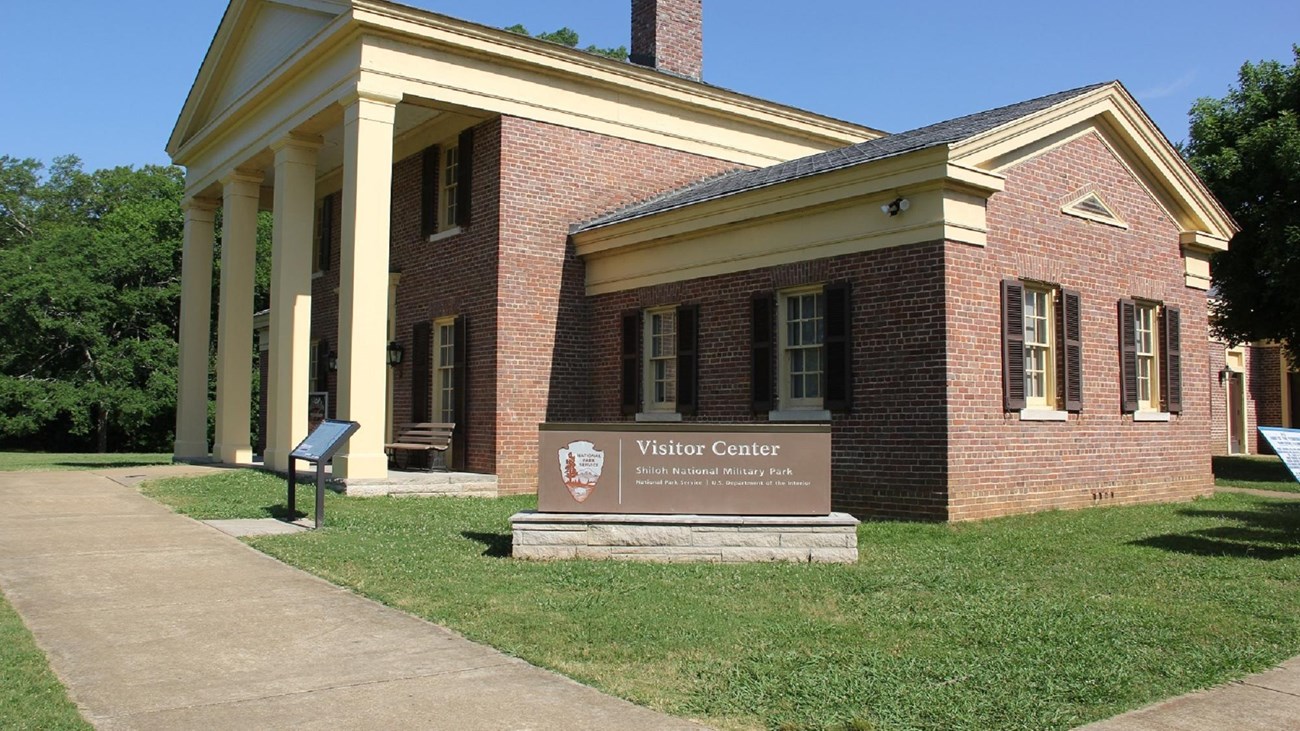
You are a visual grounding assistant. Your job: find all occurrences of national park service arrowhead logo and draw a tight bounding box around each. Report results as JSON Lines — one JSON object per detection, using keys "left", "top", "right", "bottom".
{"left": 558, "top": 440, "right": 604, "bottom": 503}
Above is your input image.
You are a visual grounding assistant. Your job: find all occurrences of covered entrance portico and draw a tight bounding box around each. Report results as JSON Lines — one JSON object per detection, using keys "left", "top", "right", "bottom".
{"left": 172, "top": 85, "right": 407, "bottom": 479}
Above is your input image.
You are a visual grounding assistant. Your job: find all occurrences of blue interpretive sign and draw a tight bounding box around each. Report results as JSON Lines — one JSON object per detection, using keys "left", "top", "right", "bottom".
{"left": 1258, "top": 427, "right": 1300, "bottom": 483}
{"left": 288, "top": 419, "right": 360, "bottom": 529}
{"left": 291, "top": 419, "right": 359, "bottom": 462}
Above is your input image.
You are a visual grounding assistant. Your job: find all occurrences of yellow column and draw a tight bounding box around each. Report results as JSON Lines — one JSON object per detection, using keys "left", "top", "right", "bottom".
{"left": 334, "top": 91, "right": 398, "bottom": 479}
{"left": 213, "top": 170, "right": 263, "bottom": 465}
{"left": 264, "top": 136, "right": 322, "bottom": 472}
{"left": 173, "top": 198, "right": 219, "bottom": 461}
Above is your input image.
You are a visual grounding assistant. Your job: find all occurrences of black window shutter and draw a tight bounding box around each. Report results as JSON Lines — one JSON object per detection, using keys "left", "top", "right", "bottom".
{"left": 314, "top": 338, "right": 330, "bottom": 395}
{"left": 1061, "top": 288, "right": 1083, "bottom": 412}
{"left": 420, "top": 146, "right": 438, "bottom": 238}
{"left": 751, "top": 293, "right": 775, "bottom": 413}
{"left": 411, "top": 322, "right": 432, "bottom": 422}
{"left": 456, "top": 128, "right": 474, "bottom": 228}
{"left": 621, "top": 312, "right": 640, "bottom": 415}
{"left": 318, "top": 195, "right": 333, "bottom": 271}
{"left": 1162, "top": 305, "right": 1182, "bottom": 414}
{"left": 676, "top": 305, "right": 699, "bottom": 416}
{"left": 1001, "top": 279, "right": 1026, "bottom": 411}
{"left": 824, "top": 281, "right": 852, "bottom": 412}
{"left": 1118, "top": 299, "right": 1138, "bottom": 413}
{"left": 452, "top": 316, "right": 468, "bottom": 469}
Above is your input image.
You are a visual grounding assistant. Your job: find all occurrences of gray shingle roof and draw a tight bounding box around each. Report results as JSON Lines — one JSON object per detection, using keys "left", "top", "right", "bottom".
{"left": 573, "top": 82, "right": 1111, "bottom": 233}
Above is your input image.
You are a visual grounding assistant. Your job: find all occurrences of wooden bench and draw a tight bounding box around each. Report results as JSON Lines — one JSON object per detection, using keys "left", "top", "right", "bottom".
{"left": 385, "top": 422, "right": 455, "bottom": 471}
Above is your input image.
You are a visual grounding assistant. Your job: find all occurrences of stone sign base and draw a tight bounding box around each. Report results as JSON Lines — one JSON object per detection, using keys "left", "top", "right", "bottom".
{"left": 510, "top": 511, "right": 859, "bottom": 563}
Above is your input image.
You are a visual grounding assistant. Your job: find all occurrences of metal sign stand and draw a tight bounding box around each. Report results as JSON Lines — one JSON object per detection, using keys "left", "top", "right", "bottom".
{"left": 287, "top": 419, "right": 361, "bottom": 529}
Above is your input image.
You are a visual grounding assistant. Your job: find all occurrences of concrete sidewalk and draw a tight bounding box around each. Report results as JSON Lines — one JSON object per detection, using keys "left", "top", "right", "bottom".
{"left": 0, "top": 467, "right": 703, "bottom": 730}
{"left": 1075, "top": 656, "right": 1300, "bottom": 730}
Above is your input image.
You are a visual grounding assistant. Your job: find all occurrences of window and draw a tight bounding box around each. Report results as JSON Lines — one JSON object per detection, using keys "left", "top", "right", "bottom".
{"left": 1119, "top": 299, "right": 1181, "bottom": 415}
{"left": 309, "top": 340, "right": 320, "bottom": 387}
{"left": 780, "top": 287, "right": 826, "bottom": 410}
{"left": 440, "top": 145, "right": 459, "bottom": 234}
{"left": 621, "top": 306, "right": 698, "bottom": 417}
{"left": 1134, "top": 302, "right": 1158, "bottom": 411}
{"left": 1001, "top": 279, "right": 1081, "bottom": 414}
{"left": 412, "top": 316, "right": 467, "bottom": 468}
{"left": 750, "top": 283, "right": 851, "bottom": 417}
{"left": 1023, "top": 286, "right": 1054, "bottom": 407}
{"left": 420, "top": 128, "right": 475, "bottom": 239}
{"left": 312, "top": 195, "right": 333, "bottom": 273}
{"left": 435, "top": 317, "right": 456, "bottom": 423}
{"left": 643, "top": 307, "right": 677, "bottom": 413}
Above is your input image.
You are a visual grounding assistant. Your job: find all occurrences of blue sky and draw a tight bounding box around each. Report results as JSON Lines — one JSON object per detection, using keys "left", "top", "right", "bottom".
{"left": 2, "top": 0, "right": 1296, "bottom": 173}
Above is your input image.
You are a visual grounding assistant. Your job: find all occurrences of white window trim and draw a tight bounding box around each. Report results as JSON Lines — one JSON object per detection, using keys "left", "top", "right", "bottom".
{"left": 642, "top": 306, "right": 678, "bottom": 414}
{"left": 1133, "top": 411, "right": 1171, "bottom": 422}
{"left": 777, "top": 285, "right": 826, "bottom": 413}
{"left": 1023, "top": 284, "right": 1056, "bottom": 410}
{"left": 1134, "top": 301, "right": 1161, "bottom": 413}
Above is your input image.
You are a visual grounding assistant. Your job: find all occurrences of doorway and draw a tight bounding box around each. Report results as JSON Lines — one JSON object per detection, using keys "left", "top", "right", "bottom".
{"left": 1227, "top": 371, "right": 1246, "bottom": 454}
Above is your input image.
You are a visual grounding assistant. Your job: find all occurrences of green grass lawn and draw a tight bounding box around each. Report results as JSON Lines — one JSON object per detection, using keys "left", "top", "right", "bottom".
{"left": 0, "top": 593, "right": 90, "bottom": 730}
{"left": 141, "top": 470, "right": 1300, "bottom": 731}
{"left": 1214, "top": 454, "right": 1300, "bottom": 494}
{"left": 0, "top": 452, "right": 173, "bottom": 472}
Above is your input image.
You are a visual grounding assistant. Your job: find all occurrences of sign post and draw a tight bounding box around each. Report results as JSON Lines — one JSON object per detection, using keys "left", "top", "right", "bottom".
{"left": 287, "top": 419, "right": 361, "bottom": 529}
{"left": 1258, "top": 427, "right": 1300, "bottom": 483}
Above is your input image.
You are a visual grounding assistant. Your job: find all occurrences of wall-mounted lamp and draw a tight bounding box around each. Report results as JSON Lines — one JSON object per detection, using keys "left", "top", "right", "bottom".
{"left": 386, "top": 341, "right": 405, "bottom": 366}
{"left": 1218, "top": 366, "right": 1234, "bottom": 385}
{"left": 327, "top": 351, "right": 338, "bottom": 372}
{"left": 881, "top": 197, "right": 910, "bottom": 216}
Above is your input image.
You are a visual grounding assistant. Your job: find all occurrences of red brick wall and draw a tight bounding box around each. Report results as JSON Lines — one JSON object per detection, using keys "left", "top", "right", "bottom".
{"left": 1208, "top": 340, "right": 1232, "bottom": 456}
{"left": 1252, "top": 343, "right": 1284, "bottom": 453}
{"left": 631, "top": 0, "right": 703, "bottom": 79}
{"left": 387, "top": 119, "right": 503, "bottom": 473}
{"left": 309, "top": 120, "right": 503, "bottom": 474}
{"left": 587, "top": 247, "right": 953, "bottom": 520}
{"left": 582, "top": 134, "right": 1217, "bottom": 522}
{"left": 944, "top": 131, "right": 1212, "bottom": 520}
{"left": 1208, "top": 341, "right": 1267, "bottom": 456}
{"left": 492, "top": 116, "right": 742, "bottom": 493}
{"left": 306, "top": 116, "right": 736, "bottom": 485}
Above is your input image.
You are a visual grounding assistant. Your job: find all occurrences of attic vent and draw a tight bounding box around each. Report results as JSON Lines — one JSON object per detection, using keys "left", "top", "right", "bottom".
{"left": 1062, "top": 191, "right": 1127, "bottom": 229}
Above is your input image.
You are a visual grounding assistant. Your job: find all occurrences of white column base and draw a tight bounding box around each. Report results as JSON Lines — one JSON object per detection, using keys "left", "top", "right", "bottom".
{"left": 334, "top": 452, "right": 390, "bottom": 480}
{"left": 264, "top": 448, "right": 290, "bottom": 473}
{"left": 215, "top": 444, "right": 254, "bottom": 465}
{"left": 173, "top": 441, "right": 214, "bottom": 462}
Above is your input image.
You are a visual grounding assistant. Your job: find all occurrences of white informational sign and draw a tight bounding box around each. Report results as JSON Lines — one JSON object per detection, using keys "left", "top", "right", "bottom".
{"left": 1257, "top": 427, "right": 1300, "bottom": 483}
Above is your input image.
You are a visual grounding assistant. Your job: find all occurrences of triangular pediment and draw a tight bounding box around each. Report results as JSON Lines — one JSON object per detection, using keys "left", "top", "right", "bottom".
{"left": 949, "top": 82, "right": 1237, "bottom": 245}
{"left": 169, "top": 0, "right": 348, "bottom": 156}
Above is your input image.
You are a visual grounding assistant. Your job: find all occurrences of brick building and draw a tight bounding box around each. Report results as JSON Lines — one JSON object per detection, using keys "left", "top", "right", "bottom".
{"left": 1209, "top": 340, "right": 1297, "bottom": 456}
{"left": 170, "top": 0, "right": 1237, "bottom": 520}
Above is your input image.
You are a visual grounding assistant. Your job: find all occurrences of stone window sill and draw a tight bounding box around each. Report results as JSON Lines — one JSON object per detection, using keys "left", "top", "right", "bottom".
{"left": 768, "top": 409, "right": 831, "bottom": 422}
{"left": 427, "top": 226, "right": 462, "bottom": 243}
{"left": 1133, "top": 411, "right": 1171, "bottom": 422}
{"left": 635, "top": 412, "right": 682, "bottom": 422}
{"left": 1019, "top": 408, "right": 1069, "bottom": 422}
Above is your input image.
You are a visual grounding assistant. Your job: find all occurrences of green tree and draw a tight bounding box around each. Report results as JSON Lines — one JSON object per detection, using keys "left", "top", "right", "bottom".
{"left": 505, "top": 23, "right": 629, "bottom": 61}
{"left": 0, "top": 157, "right": 185, "bottom": 452}
{"left": 1185, "top": 46, "right": 1300, "bottom": 363}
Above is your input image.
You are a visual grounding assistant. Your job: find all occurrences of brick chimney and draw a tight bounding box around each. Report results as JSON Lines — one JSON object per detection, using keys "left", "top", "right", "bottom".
{"left": 630, "top": 0, "right": 703, "bottom": 80}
